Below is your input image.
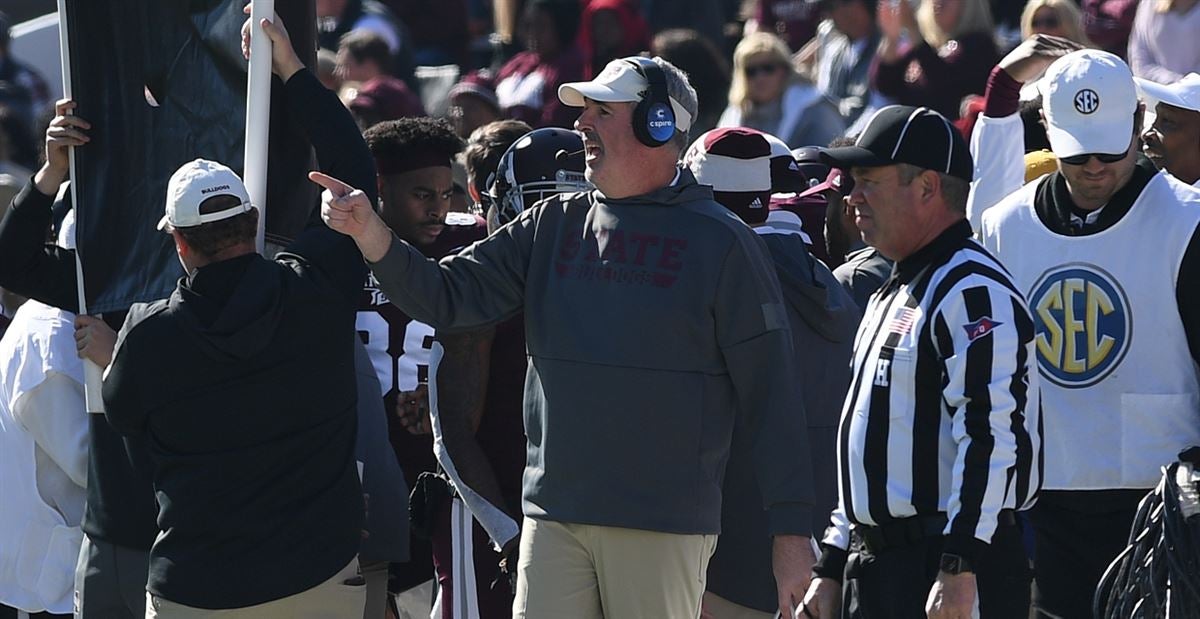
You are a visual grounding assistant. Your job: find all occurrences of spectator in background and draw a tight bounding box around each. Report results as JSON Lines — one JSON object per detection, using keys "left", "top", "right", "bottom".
{"left": 798, "top": 0, "right": 880, "bottom": 129}
{"left": 990, "top": 0, "right": 1028, "bottom": 51}
{"left": 873, "top": 0, "right": 1000, "bottom": 120}
{"left": 0, "top": 109, "right": 33, "bottom": 180}
{"left": 0, "top": 12, "right": 50, "bottom": 131}
{"left": 719, "top": 32, "right": 845, "bottom": 149}
{"left": 1082, "top": 0, "right": 1139, "bottom": 58}
{"left": 317, "top": 0, "right": 415, "bottom": 90}
{"left": 1022, "top": 0, "right": 1095, "bottom": 45}
{"left": 448, "top": 72, "right": 504, "bottom": 139}
{"left": 495, "top": 0, "right": 584, "bottom": 128}
{"left": 1128, "top": 0, "right": 1200, "bottom": 83}
{"left": 652, "top": 29, "right": 731, "bottom": 137}
{"left": 348, "top": 78, "right": 426, "bottom": 129}
{"left": 338, "top": 31, "right": 425, "bottom": 128}
{"left": 746, "top": 0, "right": 823, "bottom": 52}
{"left": 386, "top": 0, "right": 469, "bottom": 66}
{"left": 316, "top": 48, "right": 342, "bottom": 93}
{"left": 643, "top": 0, "right": 733, "bottom": 54}
{"left": 579, "top": 0, "right": 651, "bottom": 79}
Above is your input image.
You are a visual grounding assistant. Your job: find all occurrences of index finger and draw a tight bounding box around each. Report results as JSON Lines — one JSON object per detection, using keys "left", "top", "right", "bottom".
{"left": 308, "top": 171, "right": 354, "bottom": 198}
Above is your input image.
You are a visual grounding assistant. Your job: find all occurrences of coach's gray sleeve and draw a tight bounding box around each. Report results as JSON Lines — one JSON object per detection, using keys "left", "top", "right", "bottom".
{"left": 367, "top": 211, "right": 533, "bottom": 331}
{"left": 715, "top": 234, "right": 815, "bottom": 536}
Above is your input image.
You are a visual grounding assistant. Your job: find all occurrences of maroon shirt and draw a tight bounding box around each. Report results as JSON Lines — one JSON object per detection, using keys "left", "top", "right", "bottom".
{"left": 1083, "top": 0, "right": 1139, "bottom": 59}
{"left": 495, "top": 48, "right": 585, "bottom": 129}
{"left": 872, "top": 31, "right": 1000, "bottom": 120}
{"left": 755, "top": 0, "right": 822, "bottom": 51}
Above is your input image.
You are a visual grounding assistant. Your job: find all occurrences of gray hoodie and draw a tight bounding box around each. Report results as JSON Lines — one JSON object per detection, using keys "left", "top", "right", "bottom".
{"left": 369, "top": 169, "right": 814, "bottom": 535}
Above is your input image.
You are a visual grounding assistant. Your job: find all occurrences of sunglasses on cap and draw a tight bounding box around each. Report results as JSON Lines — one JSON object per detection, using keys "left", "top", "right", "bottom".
{"left": 745, "top": 63, "right": 782, "bottom": 78}
{"left": 1058, "top": 151, "right": 1128, "bottom": 166}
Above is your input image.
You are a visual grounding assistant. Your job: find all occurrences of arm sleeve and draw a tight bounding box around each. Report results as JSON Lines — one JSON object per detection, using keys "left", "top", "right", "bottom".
{"left": 715, "top": 235, "right": 815, "bottom": 536}
{"left": 13, "top": 372, "right": 88, "bottom": 487}
{"left": 1127, "top": 3, "right": 1182, "bottom": 83}
{"left": 101, "top": 311, "right": 151, "bottom": 436}
{"left": 932, "top": 279, "right": 1034, "bottom": 564}
{"left": 366, "top": 212, "right": 534, "bottom": 331}
{"left": 812, "top": 502, "right": 852, "bottom": 582}
{"left": 285, "top": 69, "right": 379, "bottom": 209}
{"left": 1175, "top": 226, "right": 1200, "bottom": 365}
{"left": 277, "top": 68, "right": 374, "bottom": 304}
{"left": 0, "top": 180, "right": 80, "bottom": 312}
{"left": 966, "top": 112, "right": 1025, "bottom": 231}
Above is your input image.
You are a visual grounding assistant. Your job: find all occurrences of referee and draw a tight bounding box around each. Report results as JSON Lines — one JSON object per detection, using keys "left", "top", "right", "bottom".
{"left": 800, "top": 105, "right": 1042, "bottom": 619}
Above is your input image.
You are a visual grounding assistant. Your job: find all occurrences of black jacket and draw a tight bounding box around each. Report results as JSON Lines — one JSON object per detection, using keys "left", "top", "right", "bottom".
{"left": 104, "top": 221, "right": 366, "bottom": 607}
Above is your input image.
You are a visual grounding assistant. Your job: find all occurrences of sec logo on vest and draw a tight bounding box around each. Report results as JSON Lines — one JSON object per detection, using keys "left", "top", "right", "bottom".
{"left": 1028, "top": 264, "right": 1132, "bottom": 388}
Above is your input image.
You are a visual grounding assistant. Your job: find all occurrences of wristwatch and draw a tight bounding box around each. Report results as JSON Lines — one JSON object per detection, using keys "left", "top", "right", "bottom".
{"left": 939, "top": 553, "right": 974, "bottom": 575}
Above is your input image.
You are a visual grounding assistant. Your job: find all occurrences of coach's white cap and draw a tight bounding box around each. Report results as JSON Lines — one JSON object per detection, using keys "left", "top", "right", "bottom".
{"left": 1040, "top": 49, "right": 1138, "bottom": 158}
{"left": 1136, "top": 73, "right": 1200, "bottom": 113}
{"left": 158, "top": 159, "right": 254, "bottom": 231}
{"left": 558, "top": 57, "right": 693, "bottom": 132}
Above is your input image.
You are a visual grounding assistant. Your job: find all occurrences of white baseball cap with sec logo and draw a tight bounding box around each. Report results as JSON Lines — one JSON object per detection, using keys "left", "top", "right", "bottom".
{"left": 1040, "top": 49, "right": 1138, "bottom": 159}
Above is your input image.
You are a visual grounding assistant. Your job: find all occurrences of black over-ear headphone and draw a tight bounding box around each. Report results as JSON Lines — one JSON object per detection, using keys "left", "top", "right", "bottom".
{"left": 625, "top": 57, "right": 677, "bottom": 148}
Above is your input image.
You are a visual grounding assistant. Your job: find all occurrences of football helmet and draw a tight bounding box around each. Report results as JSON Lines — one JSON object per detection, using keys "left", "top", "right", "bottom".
{"left": 486, "top": 128, "right": 591, "bottom": 225}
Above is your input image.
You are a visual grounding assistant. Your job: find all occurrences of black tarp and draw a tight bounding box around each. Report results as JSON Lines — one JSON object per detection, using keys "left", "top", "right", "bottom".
{"left": 65, "top": 0, "right": 316, "bottom": 313}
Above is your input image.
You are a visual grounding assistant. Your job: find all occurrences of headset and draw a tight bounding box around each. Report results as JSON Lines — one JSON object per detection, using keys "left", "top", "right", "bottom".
{"left": 625, "top": 57, "right": 677, "bottom": 148}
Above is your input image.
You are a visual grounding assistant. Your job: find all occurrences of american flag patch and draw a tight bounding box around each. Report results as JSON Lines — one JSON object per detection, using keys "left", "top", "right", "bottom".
{"left": 887, "top": 307, "right": 917, "bottom": 335}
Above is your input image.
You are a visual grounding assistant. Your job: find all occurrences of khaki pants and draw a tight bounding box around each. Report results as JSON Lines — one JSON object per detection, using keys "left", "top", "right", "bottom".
{"left": 145, "top": 558, "right": 365, "bottom": 618}
{"left": 701, "top": 593, "right": 775, "bottom": 619}
{"left": 513, "top": 518, "right": 717, "bottom": 619}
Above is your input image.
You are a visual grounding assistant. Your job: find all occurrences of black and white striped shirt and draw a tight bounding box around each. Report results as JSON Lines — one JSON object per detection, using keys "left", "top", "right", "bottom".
{"left": 822, "top": 220, "right": 1042, "bottom": 562}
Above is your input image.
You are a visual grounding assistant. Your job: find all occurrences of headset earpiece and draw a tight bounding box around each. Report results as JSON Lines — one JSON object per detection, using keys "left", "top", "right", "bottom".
{"left": 626, "top": 58, "right": 676, "bottom": 148}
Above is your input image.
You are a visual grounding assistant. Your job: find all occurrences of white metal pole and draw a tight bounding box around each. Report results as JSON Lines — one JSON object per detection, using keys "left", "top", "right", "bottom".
{"left": 244, "top": 0, "right": 275, "bottom": 254}
{"left": 56, "top": 0, "right": 104, "bottom": 413}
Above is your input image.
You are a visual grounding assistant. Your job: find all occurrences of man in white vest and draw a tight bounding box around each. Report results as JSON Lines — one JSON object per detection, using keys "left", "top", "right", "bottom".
{"left": 979, "top": 49, "right": 1200, "bottom": 619}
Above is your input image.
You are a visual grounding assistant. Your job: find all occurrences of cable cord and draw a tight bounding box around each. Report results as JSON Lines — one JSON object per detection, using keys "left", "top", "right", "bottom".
{"left": 1095, "top": 455, "right": 1200, "bottom": 618}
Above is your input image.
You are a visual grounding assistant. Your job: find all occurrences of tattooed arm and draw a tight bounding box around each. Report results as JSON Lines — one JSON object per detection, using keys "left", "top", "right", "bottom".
{"left": 433, "top": 326, "right": 521, "bottom": 541}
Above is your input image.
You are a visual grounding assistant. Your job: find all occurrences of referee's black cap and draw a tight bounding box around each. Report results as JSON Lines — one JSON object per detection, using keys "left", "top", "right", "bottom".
{"left": 822, "top": 105, "right": 974, "bottom": 182}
